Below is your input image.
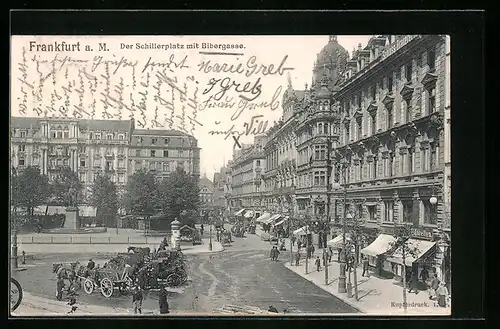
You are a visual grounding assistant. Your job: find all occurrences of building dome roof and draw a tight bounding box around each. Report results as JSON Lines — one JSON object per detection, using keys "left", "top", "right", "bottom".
{"left": 316, "top": 36, "right": 348, "bottom": 66}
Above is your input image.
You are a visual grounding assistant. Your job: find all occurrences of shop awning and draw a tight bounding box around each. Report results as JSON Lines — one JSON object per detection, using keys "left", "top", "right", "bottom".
{"left": 327, "top": 234, "right": 351, "bottom": 249}
{"left": 244, "top": 210, "right": 254, "bottom": 218}
{"left": 386, "top": 239, "right": 436, "bottom": 267}
{"left": 255, "top": 212, "right": 271, "bottom": 223}
{"left": 273, "top": 216, "right": 289, "bottom": 227}
{"left": 234, "top": 209, "right": 246, "bottom": 216}
{"left": 360, "top": 234, "right": 397, "bottom": 257}
{"left": 293, "top": 226, "right": 309, "bottom": 236}
{"left": 269, "top": 214, "right": 282, "bottom": 222}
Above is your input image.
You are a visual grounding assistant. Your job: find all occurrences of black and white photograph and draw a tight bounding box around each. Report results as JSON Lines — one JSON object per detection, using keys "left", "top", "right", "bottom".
{"left": 10, "top": 34, "right": 452, "bottom": 316}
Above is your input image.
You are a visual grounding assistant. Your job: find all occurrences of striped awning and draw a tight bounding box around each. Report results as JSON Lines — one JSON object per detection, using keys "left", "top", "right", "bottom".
{"left": 293, "top": 226, "right": 309, "bottom": 236}
{"left": 269, "top": 214, "right": 282, "bottom": 222}
{"left": 235, "top": 209, "right": 246, "bottom": 216}
{"left": 361, "top": 234, "right": 396, "bottom": 257}
{"left": 273, "top": 216, "right": 289, "bottom": 227}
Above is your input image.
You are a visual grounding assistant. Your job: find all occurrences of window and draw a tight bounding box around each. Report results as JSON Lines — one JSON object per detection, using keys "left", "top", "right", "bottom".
{"left": 372, "top": 157, "right": 378, "bottom": 179}
{"left": 63, "top": 159, "right": 69, "bottom": 167}
{"left": 402, "top": 200, "right": 414, "bottom": 222}
{"left": 163, "top": 150, "right": 169, "bottom": 157}
{"left": 156, "top": 162, "right": 162, "bottom": 170}
{"left": 105, "top": 147, "right": 112, "bottom": 155}
{"left": 149, "top": 161, "right": 155, "bottom": 170}
{"left": 118, "top": 147, "right": 124, "bottom": 155}
{"left": 388, "top": 75, "right": 393, "bottom": 92}
{"left": 95, "top": 133, "right": 101, "bottom": 140}
{"left": 423, "top": 198, "right": 437, "bottom": 225}
{"left": 135, "top": 149, "right": 141, "bottom": 157}
{"left": 407, "top": 147, "right": 414, "bottom": 174}
{"left": 137, "top": 137, "right": 143, "bottom": 144}
{"left": 51, "top": 132, "right": 56, "bottom": 138}
{"left": 405, "top": 98, "right": 412, "bottom": 122}
{"left": 164, "top": 138, "right": 170, "bottom": 145}
{"left": 64, "top": 131, "right": 70, "bottom": 138}
{"left": 118, "top": 159, "right": 125, "bottom": 168}
{"left": 318, "top": 123, "right": 323, "bottom": 134}
{"left": 118, "top": 173, "right": 125, "bottom": 183}
{"left": 256, "top": 160, "right": 261, "bottom": 166}
{"left": 18, "top": 158, "right": 25, "bottom": 166}
{"left": 313, "top": 171, "right": 326, "bottom": 186}
{"left": 20, "top": 131, "right": 26, "bottom": 138}
{"left": 421, "top": 146, "right": 428, "bottom": 172}
{"left": 118, "top": 134, "right": 124, "bottom": 140}
{"left": 93, "top": 158, "right": 100, "bottom": 167}
{"left": 79, "top": 173, "right": 86, "bottom": 183}
{"left": 357, "top": 93, "right": 362, "bottom": 107}
{"left": 368, "top": 205, "right": 376, "bottom": 221}
{"left": 384, "top": 200, "right": 394, "bottom": 222}
{"left": 371, "top": 114, "right": 377, "bottom": 135}
{"left": 389, "top": 153, "right": 394, "bottom": 177}
{"left": 387, "top": 106, "right": 393, "bottom": 129}
{"left": 95, "top": 147, "right": 101, "bottom": 155}
{"left": 89, "top": 133, "right": 93, "bottom": 139}
{"left": 428, "top": 49, "right": 436, "bottom": 71}
{"left": 430, "top": 142, "right": 437, "bottom": 170}
{"left": 57, "top": 159, "right": 62, "bottom": 166}
{"left": 324, "top": 123, "right": 329, "bottom": 135}
{"left": 152, "top": 138, "right": 157, "bottom": 145}
{"left": 18, "top": 145, "right": 26, "bottom": 152}
{"left": 359, "top": 160, "right": 364, "bottom": 180}
{"left": 314, "top": 145, "right": 327, "bottom": 160}
{"left": 135, "top": 160, "right": 142, "bottom": 169}
{"left": 371, "top": 85, "right": 376, "bottom": 100}
{"left": 163, "top": 162, "right": 170, "bottom": 172}
{"left": 57, "top": 131, "right": 63, "bottom": 139}
{"left": 405, "top": 63, "right": 412, "bottom": 83}
{"left": 179, "top": 150, "right": 184, "bottom": 157}
{"left": 427, "top": 87, "right": 436, "bottom": 114}
{"left": 151, "top": 150, "right": 156, "bottom": 157}
{"left": 107, "top": 134, "right": 113, "bottom": 140}
{"left": 357, "top": 118, "right": 362, "bottom": 140}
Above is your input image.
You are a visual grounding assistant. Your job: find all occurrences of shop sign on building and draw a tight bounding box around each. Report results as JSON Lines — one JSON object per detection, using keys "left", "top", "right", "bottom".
{"left": 410, "top": 227, "right": 434, "bottom": 240}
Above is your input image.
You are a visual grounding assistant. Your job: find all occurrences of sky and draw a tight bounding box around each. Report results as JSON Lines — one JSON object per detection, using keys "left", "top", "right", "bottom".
{"left": 11, "top": 35, "right": 372, "bottom": 180}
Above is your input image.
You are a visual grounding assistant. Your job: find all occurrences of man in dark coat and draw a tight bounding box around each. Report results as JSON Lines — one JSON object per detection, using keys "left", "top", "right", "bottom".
{"left": 132, "top": 286, "right": 143, "bottom": 314}
{"left": 159, "top": 287, "right": 170, "bottom": 314}
{"left": 56, "top": 277, "right": 65, "bottom": 301}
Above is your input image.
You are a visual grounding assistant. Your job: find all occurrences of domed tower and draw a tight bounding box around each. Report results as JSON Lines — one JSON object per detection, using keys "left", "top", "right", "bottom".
{"left": 311, "top": 35, "right": 349, "bottom": 91}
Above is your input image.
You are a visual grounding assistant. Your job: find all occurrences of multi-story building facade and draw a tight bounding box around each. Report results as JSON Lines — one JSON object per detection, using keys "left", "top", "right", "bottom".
{"left": 128, "top": 122, "right": 200, "bottom": 179}
{"left": 332, "top": 35, "right": 450, "bottom": 282}
{"left": 229, "top": 137, "right": 266, "bottom": 218}
{"left": 213, "top": 166, "right": 231, "bottom": 214}
{"left": 199, "top": 176, "right": 214, "bottom": 215}
{"left": 262, "top": 80, "right": 299, "bottom": 216}
{"left": 11, "top": 117, "right": 200, "bottom": 205}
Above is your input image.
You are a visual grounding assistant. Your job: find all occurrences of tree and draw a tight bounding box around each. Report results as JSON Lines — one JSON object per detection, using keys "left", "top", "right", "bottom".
{"left": 11, "top": 166, "right": 51, "bottom": 224}
{"left": 89, "top": 173, "right": 119, "bottom": 227}
{"left": 344, "top": 209, "right": 368, "bottom": 301}
{"left": 120, "top": 169, "right": 158, "bottom": 216}
{"left": 389, "top": 223, "right": 421, "bottom": 314}
{"left": 51, "top": 166, "right": 83, "bottom": 206}
{"left": 157, "top": 167, "right": 199, "bottom": 226}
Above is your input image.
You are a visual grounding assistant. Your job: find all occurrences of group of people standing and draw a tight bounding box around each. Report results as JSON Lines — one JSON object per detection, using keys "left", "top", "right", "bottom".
{"left": 269, "top": 246, "right": 280, "bottom": 261}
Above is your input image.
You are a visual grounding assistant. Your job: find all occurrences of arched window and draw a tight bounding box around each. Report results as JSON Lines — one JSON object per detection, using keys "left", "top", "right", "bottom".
{"left": 324, "top": 123, "right": 329, "bottom": 135}
{"left": 318, "top": 123, "right": 323, "bottom": 134}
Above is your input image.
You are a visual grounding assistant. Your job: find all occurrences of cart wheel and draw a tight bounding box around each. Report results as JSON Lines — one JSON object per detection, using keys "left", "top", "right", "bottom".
{"left": 83, "top": 278, "right": 94, "bottom": 295}
{"left": 166, "top": 273, "right": 181, "bottom": 287}
{"left": 100, "top": 278, "right": 114, "bottom": 298}
{"left": 10, "top": 278, "right": 23, "bottom": 312}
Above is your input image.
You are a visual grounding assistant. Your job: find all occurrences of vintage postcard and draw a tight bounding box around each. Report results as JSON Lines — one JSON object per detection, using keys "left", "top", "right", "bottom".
{"left": 10, "top": 34, "right": 451, "bottom": 316}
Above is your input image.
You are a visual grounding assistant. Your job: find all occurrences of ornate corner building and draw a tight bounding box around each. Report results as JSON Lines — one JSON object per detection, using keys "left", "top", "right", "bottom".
{"left": 10, "top": 117, "right": 200, "bottom": 205}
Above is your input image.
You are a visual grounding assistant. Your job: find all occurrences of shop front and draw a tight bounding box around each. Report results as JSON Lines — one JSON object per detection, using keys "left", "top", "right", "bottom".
{"left": 293, "top": 226, "right": 312, "bottom": 246}
{"left": 360, "top": 234, "right": 397, "bottom": 278}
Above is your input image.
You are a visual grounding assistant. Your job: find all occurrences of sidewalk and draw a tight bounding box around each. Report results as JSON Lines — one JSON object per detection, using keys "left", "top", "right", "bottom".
{"left": 10, "top": 292, "right": 193, "bottom": 316}
{"left": 284, "top": 249, "right": 451, "bottom": 316}
{"left": 17, "top": 238, "right": 223, "bottom": 255}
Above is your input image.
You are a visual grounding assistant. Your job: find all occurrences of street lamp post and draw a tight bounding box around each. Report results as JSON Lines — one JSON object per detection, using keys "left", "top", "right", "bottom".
{"left": 345, "top": 213, "right": 353, "bottom": 297}
{"left": 338, "top": 161, "right": 348, "bottom": 293}
{"left": 208, "top": 213, "right": 213, "bottom": 251}
{"left": 11, "top": 167, "right": 19, "bottom": 270}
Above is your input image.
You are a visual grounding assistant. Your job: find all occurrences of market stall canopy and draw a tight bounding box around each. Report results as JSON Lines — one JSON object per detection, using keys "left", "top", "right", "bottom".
{"left": 269, "top": 214, "right": 282, "bottom": 222}
{"left": 273, "top": 216, "right": 289, "bottom": 227}
{"left": 360, "top": 234, "right": 397, "bottom": 257}
{"left": 255, "top": 213, "right": 271, "bottom": 223}
{"left": 293, "top": 226, "right": 309, "bottom": 236}
{"left": 386, "top": 239, "right": 436, "bottom": 267}
{"left": 327, "top": 234, "right": 351, "bottom": 249}
{"left": 234, "top": 209, "right": 246, "bottom": 216}
{"left": 244, "top": 210, "right": 254, "bottom": 218}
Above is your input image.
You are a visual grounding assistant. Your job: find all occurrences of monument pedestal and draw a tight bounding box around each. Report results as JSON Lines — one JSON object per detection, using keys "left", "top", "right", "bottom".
{"left": 64, "top": 207, "right": 80, "bottom": 229}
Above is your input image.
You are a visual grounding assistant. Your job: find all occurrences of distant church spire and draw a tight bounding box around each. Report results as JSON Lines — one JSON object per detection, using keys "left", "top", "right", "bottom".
{"left": 329, "top": 35, "right": 337, "bottom": 42}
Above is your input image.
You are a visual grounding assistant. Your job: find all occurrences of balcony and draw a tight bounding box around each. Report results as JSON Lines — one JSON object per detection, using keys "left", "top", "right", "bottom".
{"left": 105, "top": 153, "right": 115, "bottom": 159}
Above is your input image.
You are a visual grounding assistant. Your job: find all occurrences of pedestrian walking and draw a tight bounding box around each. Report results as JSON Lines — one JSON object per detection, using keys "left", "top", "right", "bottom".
{"left": 419, "top": 267, "right": 429, "bottom": 287}
{"left": 270, "top": 246, "right": 275, "bottom": 261}
{"left": 291, "top": 235, "right": 296, "bottom": 247}
{"left": 56, "top": 277, "right": 64, "bottom": 301}
{"left": 328, "top": 246, "right": 333, "bottom": 262}
{"left": 159, "top": 287, "right": 170, "bottom": 314}
{"left": 295, "top": 251, "right": 300, "bottom": 266}
{"left": 361, "top": 256, "right": 369, "bottom": 277}
{"left": 297, "top": 240, "right": 302, "bottom": 250}
{"left": 132, "top": 285, "right": 143, "bottom": 314}
{"left": 274, "top": 247, "right": 280, "bottom": 261}
{"left": 429, "top": 274, "right": 440, "bottom": 300}
{"left": 436, "top": 282, "right": 449, "bottom": 307}
{"left": 315, "top": 256, "right": 321, "bottom": 272}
